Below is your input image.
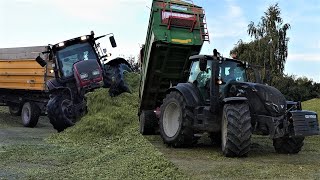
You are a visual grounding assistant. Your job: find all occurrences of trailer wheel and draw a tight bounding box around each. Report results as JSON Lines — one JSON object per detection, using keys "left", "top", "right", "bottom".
{"left": 21, "top": 102, "right": 40, "bottom": 128}
{"left": 139, "top": 110, "right": 158, "bottom": 135}
{"left": 273, "top": 136, "right": 304, "bottom": 154}
{"left": 47, "top": 94, "right": 75, "bottom": 132}
{"left": 221, "top": 103, "right": 251, "bottom": 157}
{"left": 8, "top": 104, "right": 22, "bottom": 116}
{"left": 160, "top": 91, "right": 194, "bottom": 147}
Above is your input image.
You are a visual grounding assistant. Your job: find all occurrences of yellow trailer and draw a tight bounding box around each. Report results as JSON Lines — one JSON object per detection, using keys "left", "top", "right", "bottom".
{"left": 0, "top": 59, "right": 53, "bottom": 90}
{"left": 0, "top": 46, "right": 53, "bottom": 127}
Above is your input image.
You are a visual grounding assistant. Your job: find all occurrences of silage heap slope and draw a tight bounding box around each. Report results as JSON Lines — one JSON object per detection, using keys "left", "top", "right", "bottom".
{"left": 42, "top": 73, "right": 186, "bottom": 179}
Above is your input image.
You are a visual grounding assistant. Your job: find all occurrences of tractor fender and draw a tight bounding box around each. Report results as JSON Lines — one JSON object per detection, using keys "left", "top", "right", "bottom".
{"left": 46, "top": 79, "right": 72, "bottom": 99}
{"left": 105, "top": 57, "right": 132, "bottom": 69}
{"left": 223, "top": 97, "right": 248, "bottom": 104}
{"left": 46, "top": 79, "right": 64, "bottom": 91}
{"left": 166, "top": 83, "right": 203, "bottom": 107}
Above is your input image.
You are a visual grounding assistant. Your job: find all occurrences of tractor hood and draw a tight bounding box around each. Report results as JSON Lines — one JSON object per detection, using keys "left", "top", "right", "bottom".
{"left": 224, "top": 81, "right": 287, "bottom": 117}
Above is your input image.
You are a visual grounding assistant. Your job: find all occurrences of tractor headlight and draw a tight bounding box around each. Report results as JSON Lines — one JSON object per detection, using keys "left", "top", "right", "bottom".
{"left": 92, "top": 69, "right": 100, "bottom": 76}
{"left": 80, "top": 73, "right": 88, "bottom": 79}
{"left": 49, "top": 69, "right": 54, "bottom": 73}
{"left": 58, "top": 42, "right": 65, "bottom": 47}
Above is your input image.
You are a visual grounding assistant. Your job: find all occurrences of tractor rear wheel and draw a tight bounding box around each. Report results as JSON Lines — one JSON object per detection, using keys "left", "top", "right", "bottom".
{"left": 21, "top": 102, "right": 40, "bottom": 128}
{"left": 221, "top": 103, "right": 252, "bottom": 157}
{"left": 47, "top": 94, "right": 75, "bottom": 132}
{"left": 107, "top": 63, "right": 132, "bottom": 97}
{"left": 8, "top": 104, "right": 22, "bottom": 116}
{"left": 160, "top": 91, "right": 194, "bottom": 147}
{"left": 273, "top": 136, "right": 304, "bottom": 154}
{"left": 139, "top": 110, "right": 158, "bottom": 135}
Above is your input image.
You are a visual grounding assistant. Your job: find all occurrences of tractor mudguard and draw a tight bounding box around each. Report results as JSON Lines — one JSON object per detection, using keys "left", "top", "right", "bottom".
{"left": 105, "top": 57, "right": 132, "bottom": 69}
{"left": 223, "top": 97, "right": 248, "bottom": 104}
{"left": 46, "top": 79, "right": 72, "bottom": 99}
{"left": 167, "top": 83, "right": 203, "bottom": 107}
{"left": 46, "top": 79, "right": 64, "bottom": 91}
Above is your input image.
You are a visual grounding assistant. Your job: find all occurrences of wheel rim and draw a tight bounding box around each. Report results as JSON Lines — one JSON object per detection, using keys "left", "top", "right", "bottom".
{"left": 22, "top": 105, "right": 30, "bottom": 124}
{"left": 163, "top": 102, "right": 180, "bottom": 138}
{"left": 221, "top": 111, "right": 228, "bottom": 151}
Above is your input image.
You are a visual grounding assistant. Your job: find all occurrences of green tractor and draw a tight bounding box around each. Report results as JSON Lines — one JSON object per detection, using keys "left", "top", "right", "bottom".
{"left": 150, "top": 50, "right": 319, "bottom": 157}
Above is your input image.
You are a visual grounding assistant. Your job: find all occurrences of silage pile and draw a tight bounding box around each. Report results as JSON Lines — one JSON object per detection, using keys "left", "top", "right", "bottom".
{"left": 42, "top": 73, "right": 186, "bottom": 179}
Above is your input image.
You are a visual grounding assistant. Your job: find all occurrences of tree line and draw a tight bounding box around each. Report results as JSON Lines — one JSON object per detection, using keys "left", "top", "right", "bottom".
{"left": 230, "top": 3, "right": 319, "bottom": 102}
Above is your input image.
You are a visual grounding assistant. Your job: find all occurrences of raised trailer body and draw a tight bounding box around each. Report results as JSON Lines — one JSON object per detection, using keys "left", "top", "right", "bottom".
{"left": 0, "top": 46, "right": 53, "bottom": 127}
{"left": 139, "top": 0, "right": 209, "bottom": 113}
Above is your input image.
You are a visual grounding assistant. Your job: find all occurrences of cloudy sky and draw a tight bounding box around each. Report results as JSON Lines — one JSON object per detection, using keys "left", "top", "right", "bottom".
{"left": 0, "top": 0, "right": 319, "bottom": 82}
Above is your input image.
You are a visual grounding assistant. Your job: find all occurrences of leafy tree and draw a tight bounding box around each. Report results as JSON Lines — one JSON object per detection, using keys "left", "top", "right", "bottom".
{"left": 231, "top": 3, "right": 290, "bottom": 85}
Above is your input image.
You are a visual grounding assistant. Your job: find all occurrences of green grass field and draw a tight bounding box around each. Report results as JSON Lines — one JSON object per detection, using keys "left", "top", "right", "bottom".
{"left": 0, "top": 73, "right": 319, "bottom": 179}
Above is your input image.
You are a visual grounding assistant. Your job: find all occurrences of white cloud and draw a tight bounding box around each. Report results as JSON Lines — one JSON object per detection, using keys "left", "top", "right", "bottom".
{"left": 287, "top": 53, "right": 320, "bottom": 62}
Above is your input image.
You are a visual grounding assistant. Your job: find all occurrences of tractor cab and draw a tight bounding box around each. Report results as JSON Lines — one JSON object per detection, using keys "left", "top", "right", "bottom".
{"left": 53, "top": 38, "right": 99, "bottom": 79}
{"left": 187, "top": 54, "right": 248, "bottom": 100}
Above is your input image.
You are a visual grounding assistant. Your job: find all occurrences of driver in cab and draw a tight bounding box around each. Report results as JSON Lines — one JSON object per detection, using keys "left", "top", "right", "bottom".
{"left": 224, "top": 67, "right": 236, "bottom": 82}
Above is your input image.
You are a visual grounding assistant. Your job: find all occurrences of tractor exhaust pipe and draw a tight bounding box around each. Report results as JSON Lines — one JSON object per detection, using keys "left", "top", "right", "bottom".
{"left": 210, "top": 49, "right": 220, "bottom": 113}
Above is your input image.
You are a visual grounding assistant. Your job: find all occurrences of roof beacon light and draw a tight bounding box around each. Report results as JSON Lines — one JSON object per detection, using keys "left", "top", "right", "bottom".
{"left": 58, "top": 42, "right": 65, "bottom": 47}
{"left": 81, "top": 36, "right": 87, "bottom": 41}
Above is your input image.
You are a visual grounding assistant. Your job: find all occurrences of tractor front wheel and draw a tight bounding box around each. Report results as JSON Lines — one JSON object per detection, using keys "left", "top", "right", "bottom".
{"left": 221, "top": 103, "right": 252, "bottom": 157}
{"left": 159, "top": 91, "right": 194, "bottom": 147}
{"left": 47, "top": 94, "right": 75, "bottom": 132}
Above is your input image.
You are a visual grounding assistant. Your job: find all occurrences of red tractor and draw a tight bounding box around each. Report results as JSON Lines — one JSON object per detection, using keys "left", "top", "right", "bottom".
{"left": 36, "top": 31, "right": 131, "bottom": 132}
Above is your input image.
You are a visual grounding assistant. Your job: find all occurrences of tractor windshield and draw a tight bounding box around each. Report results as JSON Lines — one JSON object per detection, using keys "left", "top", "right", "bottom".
{"left": 219, "top": 60, "right": 247, "bottom": 82}
{"left": 188, "top": 60, "right": 247, "bottom": 84}
{"left": 56, "top": 42, "right": 98, "bottom": 78}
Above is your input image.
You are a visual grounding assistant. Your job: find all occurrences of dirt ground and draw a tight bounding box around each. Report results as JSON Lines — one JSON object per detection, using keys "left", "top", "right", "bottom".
{"left": 0, "top": 106, "right": 55, "bottom": 179}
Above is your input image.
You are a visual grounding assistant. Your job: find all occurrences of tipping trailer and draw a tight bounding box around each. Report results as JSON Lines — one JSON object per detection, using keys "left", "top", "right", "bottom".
{"left": 0, "top": 46, "right": 53, "bottom": 127}
{"left": 139, "top": 0, "right": 209, "bottom": 134}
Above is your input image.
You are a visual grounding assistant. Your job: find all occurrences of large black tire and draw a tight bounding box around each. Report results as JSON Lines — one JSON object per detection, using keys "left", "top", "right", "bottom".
{"left": 8, "top": 104, "right": 22, "bottom": 116}
{"left": 159, "top": 91, "right": 194, "bottom": 147}
{"left": 107, "top": 63, "right": 132, "bottom": 97}
{"left": 221, "top": 103, "right": 252, "bottom": 157}
{"left": 21, "top": 102, "right": 40, "bottom": 128}
{"left": 139, "top": 110, "right": 158, "bottom": 135}
{"left": 47, "top": 94, "right": 75, "bottom": 132}
{"left": 273, "top": 136, "right": 304, "bottom": 154}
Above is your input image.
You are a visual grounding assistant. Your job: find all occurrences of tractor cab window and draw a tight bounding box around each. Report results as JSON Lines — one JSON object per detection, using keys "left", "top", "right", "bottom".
{"left": 188, "top": 60, "right": 212, "bottom": 84}
{"left": 56, "top": 42, "right": 97, "bottom": 78}
{"left": 219, "top": 61, "right": 247, "bottom": 83}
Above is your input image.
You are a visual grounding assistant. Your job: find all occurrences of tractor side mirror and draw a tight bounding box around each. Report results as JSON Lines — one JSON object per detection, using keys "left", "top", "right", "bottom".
{"left": 109, "top": 36, "right": 117, "bottom": 48}
{"left": 199, "top": 58, "right": 207, "bottom": 71}
{"left": 35, "top": 56, "right": 47, "bottom": 67}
